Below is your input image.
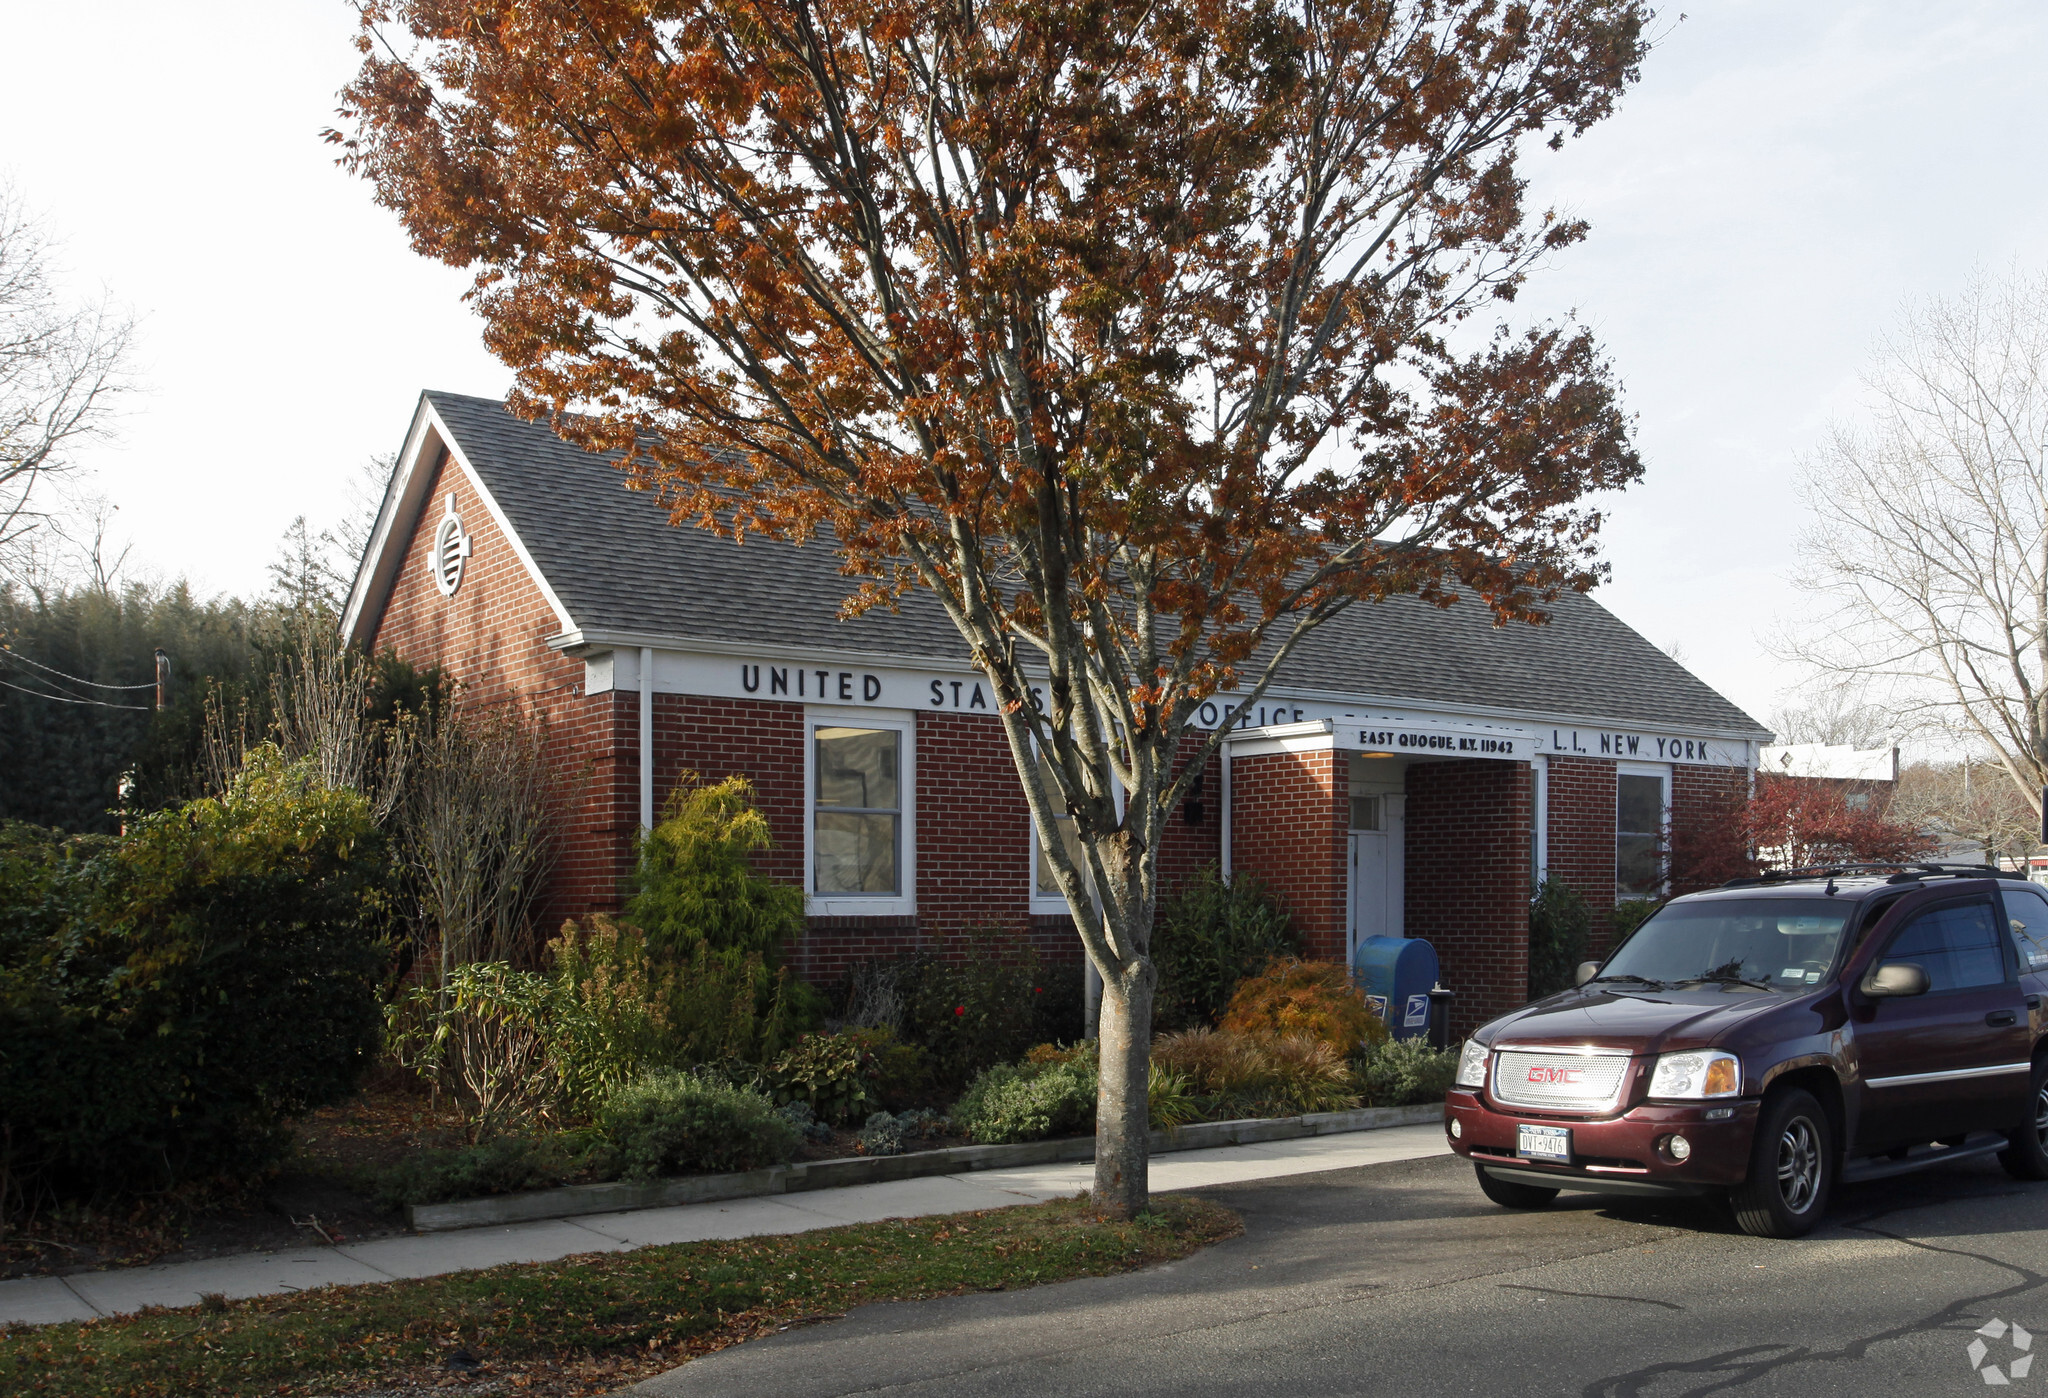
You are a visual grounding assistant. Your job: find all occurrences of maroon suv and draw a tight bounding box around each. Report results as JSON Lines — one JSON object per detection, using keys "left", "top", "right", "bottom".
{"left": 1444, "top": 865, "right": 2048, "bottom": 1237}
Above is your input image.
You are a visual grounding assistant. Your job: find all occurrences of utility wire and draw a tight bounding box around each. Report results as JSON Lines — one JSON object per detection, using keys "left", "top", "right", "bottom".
{"left": 0, "top": 676, "right": 150, "bottom": 710}
{"left": 0, "top": 648, "right": 159, "bottom": 690}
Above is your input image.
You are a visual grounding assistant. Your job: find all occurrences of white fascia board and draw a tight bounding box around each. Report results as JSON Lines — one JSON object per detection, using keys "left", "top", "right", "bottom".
{"left": 433, "top": 405, "right": 576, "bottom": 633}
{"left": 342, "top": 396, "right": 442, "bottom": 646}
{"left": 1226, "top": 719, "right": 1337, "bottom": 758}
{"left": 343, "top": 396, "right": 577, "bottom": 647}
{"left": 543, "top": 629, "right": 1764, "bottom": 751}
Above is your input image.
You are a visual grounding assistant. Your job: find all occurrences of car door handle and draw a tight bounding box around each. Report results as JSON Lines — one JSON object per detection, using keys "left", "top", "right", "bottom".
{"left": 1988, "top": 1011, "right": 2019, "bottom": 1027}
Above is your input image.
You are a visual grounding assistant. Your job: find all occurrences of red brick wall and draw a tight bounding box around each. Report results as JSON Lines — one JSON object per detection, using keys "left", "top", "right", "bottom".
{"left": 1544, "top": 756, "right": 1751, "bottom": 954}
{"left": 1544, "top": 755, "right": 1619, "bottom": 950}
{"left": 367, "top": 450, "right": 620, "bottom": 937}
{"left": 1404, "top": 760, "right": 1535, "bottom": 1036}
{"left": 1229, "top": 748, "right": 1348, "bottom": 961}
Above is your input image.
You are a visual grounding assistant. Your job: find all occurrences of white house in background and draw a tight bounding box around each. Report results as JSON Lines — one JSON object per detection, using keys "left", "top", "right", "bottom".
{"left": 1758, "top": 742, "right": 1899, "bottom": 810}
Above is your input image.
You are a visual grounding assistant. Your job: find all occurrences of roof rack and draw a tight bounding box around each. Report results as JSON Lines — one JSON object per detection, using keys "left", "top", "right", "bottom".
{"left": 1720, "top": 862, "right": 2008, "bottom": 889}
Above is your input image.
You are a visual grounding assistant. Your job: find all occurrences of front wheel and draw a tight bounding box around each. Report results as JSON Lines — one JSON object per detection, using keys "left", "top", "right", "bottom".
{"left": 1474, "top": 1162, "right": 1559, "bottom": 1209}
{"left": 1999, "top": 1058, "right": 2048, "bottom": 1180}
{"left": 1730, "top": 1088, "right": 1832, "bottom": 1238}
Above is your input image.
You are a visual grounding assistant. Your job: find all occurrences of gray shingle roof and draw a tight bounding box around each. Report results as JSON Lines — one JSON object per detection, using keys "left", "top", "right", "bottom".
{"left": 428, "top": 391, "right": 1766, "bottom": 737}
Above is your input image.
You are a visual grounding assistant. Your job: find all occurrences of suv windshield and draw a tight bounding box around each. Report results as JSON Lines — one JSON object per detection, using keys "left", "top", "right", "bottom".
{"left": 1598, "top": 898, "right": 1852, "bottom": 991}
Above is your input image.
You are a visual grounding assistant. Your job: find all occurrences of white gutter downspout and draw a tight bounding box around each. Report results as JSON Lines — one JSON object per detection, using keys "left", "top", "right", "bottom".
{"left": 639, "top": 646, "right": 655, "bottom": 831}
{"left": 1220, "top": 740, "right": 1234, "bottom": 882}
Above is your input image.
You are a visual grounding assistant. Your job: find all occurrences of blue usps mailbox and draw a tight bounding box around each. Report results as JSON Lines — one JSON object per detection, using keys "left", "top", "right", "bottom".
{"left": 1351, "top": 935, "right": 1441, "bottom": 1042}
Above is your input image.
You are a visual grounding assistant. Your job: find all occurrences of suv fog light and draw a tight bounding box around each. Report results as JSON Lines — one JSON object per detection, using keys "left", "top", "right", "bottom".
{"left": 1450, "top": 1118, "right": 1462, "bottom": 1139}
{"left": 1667, "top": 1134, "right": 1692, "bottom": 1162}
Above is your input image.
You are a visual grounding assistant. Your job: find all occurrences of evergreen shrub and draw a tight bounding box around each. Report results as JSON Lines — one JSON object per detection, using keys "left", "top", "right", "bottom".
{"left": 1527, "top": 877, "right": 1592, "bottom": 1000}
{"left": 0, "top": 749, "right": 388, "bottom": 1204}
{"left": 596, "top": 1070, "right": 800, "bottom": 1180}
{"left": 1352, "top": 1037, "right": 1461, "bottom": 1108}
{"left": 1152, "top": 866, "right": 1299, "bottom": 1032}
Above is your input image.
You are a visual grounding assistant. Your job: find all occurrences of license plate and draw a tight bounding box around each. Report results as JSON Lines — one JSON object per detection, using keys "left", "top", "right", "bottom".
{"left": 1517, "top": 1124, "right": 1571, "bottom": 1162}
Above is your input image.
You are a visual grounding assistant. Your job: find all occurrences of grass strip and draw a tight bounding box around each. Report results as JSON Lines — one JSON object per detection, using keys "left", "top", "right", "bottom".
{"left": 1, "top": 1193, "right": 1240, "bottom": 1397}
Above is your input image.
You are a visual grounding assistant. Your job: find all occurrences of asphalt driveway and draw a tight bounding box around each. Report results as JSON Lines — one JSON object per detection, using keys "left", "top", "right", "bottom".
{"left": 628, "top": 1150, "right": 2048, "bottom": 1397}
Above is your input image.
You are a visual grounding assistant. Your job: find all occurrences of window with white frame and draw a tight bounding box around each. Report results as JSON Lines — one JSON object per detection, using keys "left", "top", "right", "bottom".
{"left": 1615, "top": 764, "right": 1670, "bottom": 898}
{"left": 1029, "top": 748, "right": 1091, "bottom": 912}
{"left": 808, "top": 712, "right": 914, "bottom": 913}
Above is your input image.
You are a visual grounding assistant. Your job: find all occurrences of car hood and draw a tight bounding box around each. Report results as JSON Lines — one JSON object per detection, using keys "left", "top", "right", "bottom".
{"left": 1479, "top": 986, "right": 1792, "bottom": 1055}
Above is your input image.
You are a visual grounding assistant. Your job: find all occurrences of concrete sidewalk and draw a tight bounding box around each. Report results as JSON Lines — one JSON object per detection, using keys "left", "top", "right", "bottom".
{"left": 0, "top": 1124, "right": 1450, "bottom": 1328}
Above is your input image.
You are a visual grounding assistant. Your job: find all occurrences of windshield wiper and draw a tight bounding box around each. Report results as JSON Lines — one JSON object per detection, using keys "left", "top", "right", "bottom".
{"left": 1677, "top": 972, "right": 1775, "bottom": 991}
{"left": 1590, "top": 974, "right": 1668, "bottom": 990}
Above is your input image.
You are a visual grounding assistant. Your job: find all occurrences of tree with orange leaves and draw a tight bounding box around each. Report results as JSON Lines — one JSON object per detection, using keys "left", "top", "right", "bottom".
{"left": 336, "top": 0, "right": 1649, "bottom": 1216}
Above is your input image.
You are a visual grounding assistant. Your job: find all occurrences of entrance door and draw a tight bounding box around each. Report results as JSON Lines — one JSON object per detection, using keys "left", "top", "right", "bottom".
{"left": 1347, "top": 793, "right": 1405, "bottom": 962}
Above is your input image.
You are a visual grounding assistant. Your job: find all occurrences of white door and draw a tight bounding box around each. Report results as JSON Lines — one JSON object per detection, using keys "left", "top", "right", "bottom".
{"left": 1347, "top": 793, "right": 1405, "bottom": 961}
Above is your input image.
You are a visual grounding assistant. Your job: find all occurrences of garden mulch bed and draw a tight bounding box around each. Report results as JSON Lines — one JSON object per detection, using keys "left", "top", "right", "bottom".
{"left": 0, "top": 1084, "right": 973, "bottom": 1281}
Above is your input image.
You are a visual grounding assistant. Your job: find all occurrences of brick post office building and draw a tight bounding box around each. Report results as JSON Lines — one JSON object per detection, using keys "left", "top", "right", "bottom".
{"left": 345, "top": 393, "right": 1770, "bottom": 1034}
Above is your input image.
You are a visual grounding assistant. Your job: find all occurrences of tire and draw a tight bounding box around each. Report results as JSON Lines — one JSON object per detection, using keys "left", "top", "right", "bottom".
{"left": 1474, "top": 1162, "right": 1560, "bottom": 1209}
{"left": 1731, "top": 1087, "right": 1832, "bottom": 1239}
{"left": 1999, "top": 1058, "right": 2048, "bottom": 1181}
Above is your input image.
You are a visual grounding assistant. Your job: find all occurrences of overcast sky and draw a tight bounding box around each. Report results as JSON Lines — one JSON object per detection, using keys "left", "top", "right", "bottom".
{"left": 2, "top": 1, "right": 2045, "bottom": 734}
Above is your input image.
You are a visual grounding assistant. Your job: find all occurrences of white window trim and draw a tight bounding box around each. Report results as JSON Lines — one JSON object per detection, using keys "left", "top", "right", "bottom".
{"left": 1616, "top": 760, "right": 1672, "bottom": 898}
{"left": 805, "top": 707, "right": 916, "bottom": 917}
{"left": 1026, "top": 742, "right": 1122, "bottom": 915}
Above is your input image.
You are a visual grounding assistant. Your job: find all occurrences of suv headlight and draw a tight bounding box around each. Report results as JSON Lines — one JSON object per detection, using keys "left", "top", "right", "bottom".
{"left": 1647, "top": 1050, "right": 1740, "bottom": 1100}
{"left": 1454, "top": 1040, "right": 1489, "bottom": 1089}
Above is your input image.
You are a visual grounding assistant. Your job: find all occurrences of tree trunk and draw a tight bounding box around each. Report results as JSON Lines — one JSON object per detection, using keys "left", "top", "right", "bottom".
{"left": 1092, "top": 957, "right": 1156, "bottom": 1219}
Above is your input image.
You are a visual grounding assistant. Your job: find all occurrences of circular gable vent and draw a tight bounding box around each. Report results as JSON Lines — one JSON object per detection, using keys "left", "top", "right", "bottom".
{"left": 433, "top": 494, "right": 472, "bottom": 597}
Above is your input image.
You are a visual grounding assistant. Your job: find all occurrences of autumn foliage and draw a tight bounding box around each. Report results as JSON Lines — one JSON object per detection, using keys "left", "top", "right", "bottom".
{"left": 1218, "top": 957, "right": 1389, "bottom": 1054}
{"left": 335, "top": 0, "right": 1651, "bottom": 1213}
{"left": 1670, "top": 776, "right": 1938, "bottom": 891}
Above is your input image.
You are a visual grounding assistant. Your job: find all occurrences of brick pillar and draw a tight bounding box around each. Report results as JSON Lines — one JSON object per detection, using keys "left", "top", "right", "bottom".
{"left": 1229, "top": 748, "right": 1348, "bottom": 961}
{"left": 1403, "top": 760, "right": 1534, "bottom": 1036}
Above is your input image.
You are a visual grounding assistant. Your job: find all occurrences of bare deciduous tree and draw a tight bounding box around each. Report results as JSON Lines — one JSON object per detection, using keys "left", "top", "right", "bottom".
{"left": 400, "top": 703, "right": 563, "bottom": 986}
{"left": 1890, "top": 759, "right": 2039, "bottom": 868}
{"left": 0, "top": 185, "right": 132, "bottom": 577}
{"left": 1765, "top": 681, "right": 1892, "bottom": 750}
{"left": 1788, "top": 268, "right": 2048, "bottom": 821}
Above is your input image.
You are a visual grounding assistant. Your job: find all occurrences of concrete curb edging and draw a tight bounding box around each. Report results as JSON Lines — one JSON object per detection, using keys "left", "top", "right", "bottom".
{"left": 405, "top": 1101, "right": 1443, "bottom": 1232}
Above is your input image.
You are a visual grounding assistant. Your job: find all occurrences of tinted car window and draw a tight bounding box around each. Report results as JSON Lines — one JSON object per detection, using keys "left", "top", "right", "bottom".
{"left": 1882, "top": 900, "right": 2007, "bottom": 991}
{"left": 2003, "top": 884, "right": 2048, "bottom": 972}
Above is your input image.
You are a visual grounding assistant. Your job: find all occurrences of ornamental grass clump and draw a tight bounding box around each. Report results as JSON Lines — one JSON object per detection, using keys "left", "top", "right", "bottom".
{"left": 1219, "top": 957, "right": 1389, "bottom": 1055}
{"left": 1151, "top": 1028, "right": 1360, "bottom": 1118}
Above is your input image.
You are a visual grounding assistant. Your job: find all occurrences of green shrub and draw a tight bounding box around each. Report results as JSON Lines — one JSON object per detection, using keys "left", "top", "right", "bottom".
{"left": 770, "top": 1030, "right": 881, "bottom": 1126}
{"left": 1218, "top": 958, "right": 1388, "bottom": 1055}
{"left": 385, "top": 961, "right": 560, "bottom": 1140}
{"left": 629, "top": 775, "right": 804, "bottom": 965}
{"left": 840, "top": 930, "right": 1049, "bottom": 1091}
{"left": 1352, "top": 1037, "right": 1461, "bottom": 1108}
{"left": 616, "top": 777, "right": 821, "bottom": 1066}
{"left": 371, "top": 1134, "right": 585, "bottom": 1208}
{"left": 544, "top": 917, "right": 681, "bottom": 1113}
{"left": 597, "top": 1070, "right": 800, "bottom": 1180}
{"left": 951, "top": 1055, "right": 1097, "bottom": 1144}
{"left": 1527, "top": 877, "right": 1592, "bottom": 1000}
{"left": 1152, "top": 866, "right": 1300, "bottom": 1032}
{"left": 0, "top": 749, "right": 388, "bottom": 1204}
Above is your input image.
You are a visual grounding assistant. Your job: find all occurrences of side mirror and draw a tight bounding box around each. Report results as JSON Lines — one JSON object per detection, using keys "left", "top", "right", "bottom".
{"left": 1863, "top": 962, "right": 1930, "bottom": 998}
{"left": 1574, "top": 961, "right": 1601, "bottom": 988}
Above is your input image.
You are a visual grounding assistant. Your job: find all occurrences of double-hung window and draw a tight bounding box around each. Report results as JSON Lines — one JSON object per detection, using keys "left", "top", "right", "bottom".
{"left": 1615, "top": 764, "right": 1670, "bottom": 899}
{"left": 1029, "top": 748, "right": 1091, "bottom": 912}
{"left": 808, "top": 712, "right": 915, "bottom": 914}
